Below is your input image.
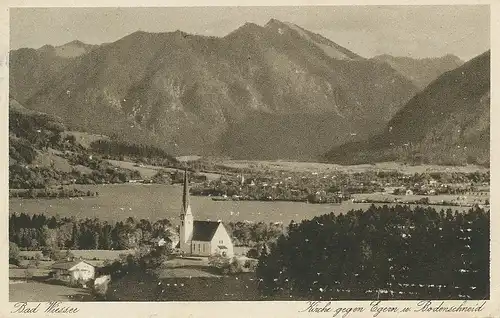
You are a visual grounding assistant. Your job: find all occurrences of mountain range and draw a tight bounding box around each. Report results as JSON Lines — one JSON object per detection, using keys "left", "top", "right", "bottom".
{"left": 9, "top": 19, "right": 487, "bottom": 163}
{"left": 324, "top": 50, "right": 490, "bottom": 166}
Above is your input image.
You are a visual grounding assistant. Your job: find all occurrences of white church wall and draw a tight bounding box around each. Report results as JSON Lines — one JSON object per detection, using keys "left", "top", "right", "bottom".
{"left": 191, "top": 241, "right": 211, "bottom": 256}
{"left": 210, "top": 224, "right": 234, "bottom": 257}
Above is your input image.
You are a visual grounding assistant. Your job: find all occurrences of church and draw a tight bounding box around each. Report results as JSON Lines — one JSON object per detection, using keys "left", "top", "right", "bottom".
{"left": 177, "top": 169, "right": 234, "bottom": 258}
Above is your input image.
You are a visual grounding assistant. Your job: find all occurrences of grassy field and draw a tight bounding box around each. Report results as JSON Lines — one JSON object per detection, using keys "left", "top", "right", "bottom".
{"left": 107, "top": 160, "right": 162, "bottom": 178}
{"left": 219, "top": 160, "right": 489, "bottom": 174}
{"left": 10, "top": 281, "right": 91, "bottom": 302}
{"left": 32, "top": 149, "right": 73, "bottom": 172}
{"left": 176, "top": 155, "right": 202, "bottom": 162}
{"left": 155, "top": 257, "right": 217, "bottom": 278}
{"left": 10, "top": 267, "right": 52, "bottom": 279}
{"left": 156, "top": 267, "right": 220, "bottom": 278}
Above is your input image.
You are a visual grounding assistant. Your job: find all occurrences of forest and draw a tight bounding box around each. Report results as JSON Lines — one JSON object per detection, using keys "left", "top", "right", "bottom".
{"left": 256, "top": 205, "right": 489, "bottom": 300}
{"left": 90, "top": 139, "right": 178, "bottom": 167}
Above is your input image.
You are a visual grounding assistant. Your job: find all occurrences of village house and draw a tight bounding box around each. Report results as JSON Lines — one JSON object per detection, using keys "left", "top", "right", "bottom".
{"left": 177, "top": 169, "right": 234, "bottom": 257}
{"left": 49, "top": 259, "right": 95, "bottom": 285}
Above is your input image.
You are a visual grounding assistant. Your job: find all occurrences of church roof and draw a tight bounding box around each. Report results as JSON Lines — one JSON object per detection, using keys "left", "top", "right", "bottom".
{"left": 192, "top": 221, "right": 221, "bottom": 241}
{"left": 51, "top": 260, "right": 94, "bottom": 270}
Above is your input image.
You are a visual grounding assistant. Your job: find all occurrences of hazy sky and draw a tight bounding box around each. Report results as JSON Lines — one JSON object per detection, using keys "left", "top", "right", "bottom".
{"left": 10, "top": 6, "right": 490, "bottom": 60}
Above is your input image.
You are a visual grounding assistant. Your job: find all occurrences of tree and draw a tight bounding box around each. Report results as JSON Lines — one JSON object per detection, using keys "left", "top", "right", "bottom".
{"left": 209, "top": 254, "right": 231, "bottom": 273}
{"left": 24, "top": 268, "right": 34, "bottom": 282}
{"left": 33, "top": 253, "right": 42, "bottom": 268}
{"left": 246, "top": 248, "right": 260, "bottom": 259}
{"left": 227, "top": 258, "right": 244, "bottom": 275}
{"left": 144, "top": 245, "right": 172, "bottom": 269}
{"left": 9, "top": 242, "right": 20, "bottom": 266}
{"left": 71, "top": 223, "right": 80, "bottom": 249}
{"left": 42, "top": 246, "right": 59, "bottom": 260}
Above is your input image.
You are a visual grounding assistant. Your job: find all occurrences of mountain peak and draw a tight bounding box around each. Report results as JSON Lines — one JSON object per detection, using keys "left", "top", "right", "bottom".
{"left": 264, "top": 18, "right": 299, "bottom": 32}
{"left": 265, "top": 18, "right": 287, "bottom": 27}
{"left": 65, "top": 40, "right": 87, "bottom": 47}
{"left": 38, "top": 44, "right": 55, "bottom": 51}
{"left": 225, "top": 22, "right": 264, "bottom": 38}
{"left": 53, "top": 40, "right": 97, "bottom": 58}
{"left": 242, "top": 22, "right": 262, "bottom": 29}
{"left": 442, "top": 53, "right": 463, "bottom": 63}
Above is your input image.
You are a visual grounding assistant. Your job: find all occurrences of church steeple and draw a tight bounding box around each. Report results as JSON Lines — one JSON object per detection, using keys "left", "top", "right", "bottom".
{"left": 180, "top": 168, "right": 193, "bottom": 247}
{"left": 182, "top": 168, "right": 190, "bottom": 215}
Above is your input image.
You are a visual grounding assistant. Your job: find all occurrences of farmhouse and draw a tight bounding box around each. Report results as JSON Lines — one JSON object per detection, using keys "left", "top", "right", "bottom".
{"left": 50, "top": 260, "right": 95, "bottom": 284}
{"left": 177, "top": 169, "right": 234, "bottom": 257}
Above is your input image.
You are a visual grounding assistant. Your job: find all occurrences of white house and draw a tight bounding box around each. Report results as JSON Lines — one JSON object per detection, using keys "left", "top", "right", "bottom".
{"left": 50, "top": 260, "right": 95, "bottom": 284}
{"left": 177, "top": 169, "right": 234, "bottom": 257}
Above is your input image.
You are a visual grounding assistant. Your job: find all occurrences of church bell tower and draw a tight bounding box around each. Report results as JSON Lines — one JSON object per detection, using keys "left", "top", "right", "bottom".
{"left": 179, "top": 168, "right": 193, "bottom": 251}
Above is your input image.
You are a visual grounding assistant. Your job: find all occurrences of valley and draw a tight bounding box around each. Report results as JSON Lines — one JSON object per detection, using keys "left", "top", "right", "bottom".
{"left": 8, "top": 7, "right": 490, "bottom": 303}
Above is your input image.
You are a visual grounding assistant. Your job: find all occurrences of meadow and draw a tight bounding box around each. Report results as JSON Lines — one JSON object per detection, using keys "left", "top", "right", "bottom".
{"left": 9, "top": 281, "right": 92, "bottom": 302}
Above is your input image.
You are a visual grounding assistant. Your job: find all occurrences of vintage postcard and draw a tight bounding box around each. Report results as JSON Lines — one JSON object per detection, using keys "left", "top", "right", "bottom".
{"left": 0, "top": 1, "right": 497, "bottom": 317}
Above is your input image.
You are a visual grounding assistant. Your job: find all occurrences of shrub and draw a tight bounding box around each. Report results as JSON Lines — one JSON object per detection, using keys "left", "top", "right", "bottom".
{"left": 9, "top": 242, "right": 20, "bottom": 266}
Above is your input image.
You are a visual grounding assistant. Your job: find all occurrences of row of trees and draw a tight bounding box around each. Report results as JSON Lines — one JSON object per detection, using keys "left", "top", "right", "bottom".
{"left": 9, "top": 214, "right": 284, "bottom": 253}
{"left": 90, "top": 139, "right": 178, "bottom": 167}
{"left": 256, "top": 205, "right": 489, "bottom": 300}
{"left": 9, "top": 214, "right": 176, "bottom": 251}
{"left": 10, "top": 187, "right": 98, "bottom": 199}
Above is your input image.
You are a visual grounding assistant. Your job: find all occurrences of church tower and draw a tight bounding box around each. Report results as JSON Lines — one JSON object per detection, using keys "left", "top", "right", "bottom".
{"left": 179, "top": 168, "right": 193, "bottom": 253}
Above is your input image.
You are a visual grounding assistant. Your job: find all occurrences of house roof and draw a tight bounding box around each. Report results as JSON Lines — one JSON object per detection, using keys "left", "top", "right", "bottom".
{"left": 51, "top": 260, "right": 93, "bottom": 270}
{"left": 191, "top": 221, "right": 221, "bottom": 241}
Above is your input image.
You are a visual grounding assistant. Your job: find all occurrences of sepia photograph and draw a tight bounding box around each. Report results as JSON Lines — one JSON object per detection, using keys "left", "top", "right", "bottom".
{"left": 7, "top": 4, "right": 491, "bottom": 305}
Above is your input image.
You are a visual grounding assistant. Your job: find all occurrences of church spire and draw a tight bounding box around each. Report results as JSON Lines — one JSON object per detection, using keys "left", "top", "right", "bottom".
{"left": 182, "top": 168, "right": 190, "bottom": 215}
{"left": 179, "top": 167, "right": 193, "bottom": 247}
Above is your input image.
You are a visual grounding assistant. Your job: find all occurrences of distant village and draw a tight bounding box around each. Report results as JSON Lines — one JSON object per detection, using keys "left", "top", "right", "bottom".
{"left": 189, "top": 169, "right": 489, "bottom": 207}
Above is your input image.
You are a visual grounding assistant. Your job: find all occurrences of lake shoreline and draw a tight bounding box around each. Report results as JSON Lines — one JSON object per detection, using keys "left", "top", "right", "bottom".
{"left": 9, "top": 183, "right": 482, "bottom": 224}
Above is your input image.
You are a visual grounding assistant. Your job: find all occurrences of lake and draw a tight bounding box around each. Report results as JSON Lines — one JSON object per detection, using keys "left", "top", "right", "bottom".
{"left": 9, "top": 184, "right": 471, "bottom": 224}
